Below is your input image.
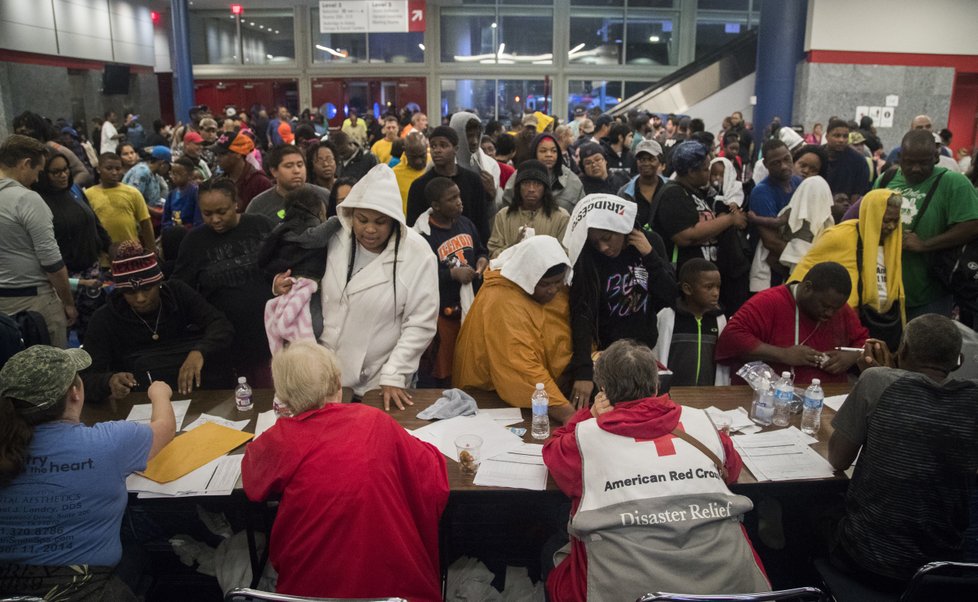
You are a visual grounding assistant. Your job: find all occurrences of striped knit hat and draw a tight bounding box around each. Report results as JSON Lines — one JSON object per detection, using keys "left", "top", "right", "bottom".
{"left": 112, "top": 241, "right": 163, "bottom": 290}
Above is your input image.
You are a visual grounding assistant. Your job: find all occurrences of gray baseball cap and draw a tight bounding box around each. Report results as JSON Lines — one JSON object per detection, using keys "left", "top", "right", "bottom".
{"left": 0, "top": 346, "right": 91, "bottom": 414}
{"left": 634, "top": 139, "right": 664, "bottom": 158}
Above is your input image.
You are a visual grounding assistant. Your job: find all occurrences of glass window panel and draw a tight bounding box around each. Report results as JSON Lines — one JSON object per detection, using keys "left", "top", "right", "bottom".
{"left": 189, "top": 10, "right": 294, "bottom": 65}
{"left": 311, "top": 8, "right": 367, "bottom": 63}
{"left": 498, "top": 14, "right": 553, "bottom": 63}
{"left": 698, "top": 0, "right": 750, "bottom": 10}
{"left": 624, "top": 80, "right": 655, "bottom": 98}
{"left": 441, "top": 10, "right": 553, "bottom": 64}
{"left": 695, "top": 16, "right": 750, "bottom": 61}
{"left": 625, "top": 17, "right": 674, "bottom": 65}
{"left": 440, "top": 12, "right": 497, "bottom": 63}
{"left": 442, "top": 79, "right": 547, "bottom": 123}
{"left": 569, "top": 15, "right": 624, "bottom": 65}
{"left": 368, "top": 32, "right": 425, "bottom": 63}
{"left": 568, "top": 80, "right": 623, "bottom": 119}
{"left": 628, "top": 0, "right": 675, "bottom": 7}
{"left": 571, "top": 0, "right": 624, "bottom": 6}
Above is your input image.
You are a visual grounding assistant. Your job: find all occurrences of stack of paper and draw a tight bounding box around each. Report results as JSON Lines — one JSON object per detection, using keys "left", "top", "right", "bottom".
{"left": 127, "top": 455, "right": 243, "bottom": 498}
{"left": 183, "top": 413, "right": 250, "bottom": 432}
{"left": 478, "top": 407, "right": 524, "bottom": 426}
{"left": 410, "top": 414, "right": 523, "bottom": 462}
{"left": 474, "top": 443, "right": 548, "bottom": 490}
{"left": 254, "top": 410, "right": 278, "bottom": 438}
{"left": 704, "top": 406, "right": 761, "bottom": 434}
{"left": 126, "top": 399, "right": 192, "bottom": 431}
{"left": 732, "top": 427, "right": 836, "bottom": 482}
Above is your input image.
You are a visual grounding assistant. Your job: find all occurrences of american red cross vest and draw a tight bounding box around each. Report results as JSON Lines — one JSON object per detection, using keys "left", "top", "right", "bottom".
{"left": 572, "top": 406, "right": 769, "bottom": 600}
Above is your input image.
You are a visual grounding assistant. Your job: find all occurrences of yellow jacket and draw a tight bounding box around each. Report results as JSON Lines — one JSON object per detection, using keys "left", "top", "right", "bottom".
{"left": 790, "top": 188, "right": 904, "bottom": 317}
{"left": 453, "top": 270, "right": 571, "bottom": 407}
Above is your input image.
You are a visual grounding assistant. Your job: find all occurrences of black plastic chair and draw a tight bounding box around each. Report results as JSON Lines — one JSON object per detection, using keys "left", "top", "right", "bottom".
{"left": 815, "top": 558, "right": 978, "bottom": 601}
{"left": 224, "top": 589, "right": 407, "bottom": 602}
{"left": 899, "top": 561, "right": 978, "bottom": 601}
{"left": 636, "top": 586, "right": 824, "bottom": 602}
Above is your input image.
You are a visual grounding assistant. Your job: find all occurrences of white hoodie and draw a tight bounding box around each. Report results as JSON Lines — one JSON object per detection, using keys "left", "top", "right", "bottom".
{"left": 320, "top": 164, "right": 439, "bottom": 394}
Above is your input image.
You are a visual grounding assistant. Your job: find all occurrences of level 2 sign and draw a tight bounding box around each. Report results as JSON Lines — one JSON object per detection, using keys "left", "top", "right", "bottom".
{"left": 319, "top": 0, "right": 426, "bottom": 33}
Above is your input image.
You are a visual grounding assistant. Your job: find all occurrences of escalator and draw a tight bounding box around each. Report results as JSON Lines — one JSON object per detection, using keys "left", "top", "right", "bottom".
{"left": 609, "top": 29, "right": 757, "bottom": 117}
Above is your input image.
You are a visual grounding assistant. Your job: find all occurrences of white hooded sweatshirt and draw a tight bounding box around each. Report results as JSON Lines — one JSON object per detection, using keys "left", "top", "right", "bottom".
{"left": 320, "top": 164, "right": 439, "bottom": 395}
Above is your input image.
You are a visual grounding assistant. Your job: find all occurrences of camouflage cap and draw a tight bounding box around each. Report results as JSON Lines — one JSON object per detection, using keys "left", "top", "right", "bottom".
{"left": 0, "top": 346, "right": 91, "bottom": 414}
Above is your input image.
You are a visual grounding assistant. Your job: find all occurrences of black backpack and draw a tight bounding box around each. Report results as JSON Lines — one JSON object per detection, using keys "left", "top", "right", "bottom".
{"left": 0, "top": 313, "right": 25, "bottom": 370}
{"left": 14, "top": 310, "right": 51, "bottom": 348}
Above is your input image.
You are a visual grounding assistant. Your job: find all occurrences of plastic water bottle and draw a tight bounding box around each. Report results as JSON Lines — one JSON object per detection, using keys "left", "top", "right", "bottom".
{"left": 234, "top": 376, "right": 253, "bottom": 412}
{"left": 801, "top": 379, "right": 824, "bottom": 435}
{"left": 530, "top": 383, "right": 550, "bottom": 440}
{"left": 750, "top": 377, "right": 774, "bottom": 426}
{"left": 772, "top": 372, "right": 793, "bottom": 427}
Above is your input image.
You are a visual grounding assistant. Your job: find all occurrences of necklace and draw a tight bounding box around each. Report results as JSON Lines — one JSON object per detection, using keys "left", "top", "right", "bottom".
{"left": 133, "top": 304, "right": 162, "bottom": 341}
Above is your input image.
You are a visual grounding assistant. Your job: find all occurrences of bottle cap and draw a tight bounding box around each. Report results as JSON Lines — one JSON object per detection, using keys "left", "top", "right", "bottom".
{"left": 781, "top": 371, "right": 791, "bottom": 378}
{"left": 535, "top": 383, "right": 545, "bottom": 389}
{"left": 812, "top": 378, "right": 821, "bottom": 385}
{"left": 238, "top": 376, "right": 247, "bottom": 384}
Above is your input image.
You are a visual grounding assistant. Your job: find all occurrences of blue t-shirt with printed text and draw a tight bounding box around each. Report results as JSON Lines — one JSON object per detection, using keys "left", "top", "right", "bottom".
{"left": 0, "top": 420, "right": 152, "bottom": 566}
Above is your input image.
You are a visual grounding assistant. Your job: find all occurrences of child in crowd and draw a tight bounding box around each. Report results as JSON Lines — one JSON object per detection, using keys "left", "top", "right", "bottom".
{"left": 258, "top": 186, "right": 340, "bottom": 352}
{"left": 655, "top": 258, "right": 729, "bottom": 386}
{"left": 413, "top": 176, "right": 488, "bottom": 387}
{"left": 162, "top": 156, "right": 202, "bottom": 229}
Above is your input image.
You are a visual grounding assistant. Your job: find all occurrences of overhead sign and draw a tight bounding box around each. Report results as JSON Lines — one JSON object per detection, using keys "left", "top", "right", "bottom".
{"left": 319, "top": 0, "right": 426, "bottom": 33}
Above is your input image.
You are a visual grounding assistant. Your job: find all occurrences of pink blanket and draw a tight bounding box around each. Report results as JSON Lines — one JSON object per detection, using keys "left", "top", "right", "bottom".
{"left": 264, "top": 277, "right": 318, "bottom": 354}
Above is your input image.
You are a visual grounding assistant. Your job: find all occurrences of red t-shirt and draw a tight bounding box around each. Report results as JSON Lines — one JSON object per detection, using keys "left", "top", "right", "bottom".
{"left": 242, "top": 403, "right": 449, "bottom": 600}
{"left": 715, "top": 285, "right": 869, "bottom": 384}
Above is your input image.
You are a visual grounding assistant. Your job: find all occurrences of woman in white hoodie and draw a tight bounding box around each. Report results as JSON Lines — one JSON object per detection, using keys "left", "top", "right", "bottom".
{"left": 274, "top": 164, "right": 438, "bottom": 410}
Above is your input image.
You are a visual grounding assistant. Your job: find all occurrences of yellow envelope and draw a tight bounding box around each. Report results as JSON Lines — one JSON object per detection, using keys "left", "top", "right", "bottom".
{"left": 139, "top": 421, "right": 253, "bottom": 483}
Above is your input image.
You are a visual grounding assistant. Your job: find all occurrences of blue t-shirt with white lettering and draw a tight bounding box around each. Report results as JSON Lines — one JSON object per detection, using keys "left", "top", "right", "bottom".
{"left": 0, "top": 420, "right": 152, "bottom": 566}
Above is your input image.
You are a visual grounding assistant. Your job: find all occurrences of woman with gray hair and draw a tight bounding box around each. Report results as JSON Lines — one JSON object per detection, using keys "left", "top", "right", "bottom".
{"left": 653, "top": 141, "right": 747, "bottom": 273}
{"left": 543, "top": 338, "right": 768, "bottom": 601}
{"left": 241, "top": 340, "right": 449, "bottom": 600}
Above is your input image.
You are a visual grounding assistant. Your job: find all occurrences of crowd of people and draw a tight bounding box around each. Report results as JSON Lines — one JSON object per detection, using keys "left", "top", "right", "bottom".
{"left": 2, "top": 99, "right": 978, "bottom": 600}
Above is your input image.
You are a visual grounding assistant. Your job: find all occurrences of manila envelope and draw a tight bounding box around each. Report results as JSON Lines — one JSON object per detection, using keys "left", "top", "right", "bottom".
{"left": 139, "top": 421, "right": 253, "bottom": 483}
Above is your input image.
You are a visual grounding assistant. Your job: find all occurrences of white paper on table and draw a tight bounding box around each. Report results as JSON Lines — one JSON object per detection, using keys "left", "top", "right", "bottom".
{"left": 736, "top": 444, "right": 836, "bottom": 482}
{"left": 733, "top": 426, "right": 818, "bottom": 448}
{"left": 704, "top": 406, "right": 755, "bottom": 433}
{"left": 126, "top": 399, "right": 191, "bottom": 431}
{"left": 474, "top": 443, "right": 548, "bottom": 490}
{"left": 410, "top": 413, "right": 523, "bottom": 462}
{"left": 733, "top": 427, "right": 834, "bottom": 482}
{"left": 823, "top": 394, "right": 847, "bottom": 413}
{"left": 182, "top": 413, "right": 250, "bottom": 432}
{"left": 127, "top": 455, "right": 243, "bottom": 497}
{"left": 254, "top": 410, "right": 278, "bottom": 439}
{"left": 478, "top": 407, "right": 524, "bottom": 426}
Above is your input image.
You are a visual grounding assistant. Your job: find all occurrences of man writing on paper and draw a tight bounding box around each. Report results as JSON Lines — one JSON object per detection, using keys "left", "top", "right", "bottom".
{"left": 81, "top": 241, "right": 235, "bottom": 400}
{"left": 543, "top": 339, "right": 768, "bottom": 601}
{"left": 827, "top": 314, "right": 978, "bottom": 592}
{"left": 0, "top": 346, "right": 175, "bottom": 599}
{"left": 716, "top": 261, "right": 869, "bottom": 385}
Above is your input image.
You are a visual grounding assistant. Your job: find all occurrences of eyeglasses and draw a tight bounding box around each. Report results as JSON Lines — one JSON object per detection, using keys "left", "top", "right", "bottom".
{"left": 202, "top": 127, "right": 218, "bottom": 133}
{"left": 47, "top": 167, "right": 71, "bottom": 176}
{"left": 583, "top": 156, "right": 605, "bottom": 169}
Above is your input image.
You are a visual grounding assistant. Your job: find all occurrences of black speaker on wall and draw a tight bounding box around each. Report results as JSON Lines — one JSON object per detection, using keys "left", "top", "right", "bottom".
{"left": 103, "top": 64, "right": 130, "bottom": 95}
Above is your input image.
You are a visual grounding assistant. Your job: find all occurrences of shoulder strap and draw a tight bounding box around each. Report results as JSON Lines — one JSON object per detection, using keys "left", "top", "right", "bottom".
{"left": 878, "top": 166, "right": 898, "bottom": 189}
{"left": 855, "top": 227, "right": 864, "bottom": 304}
{"left": 670, "top": 428, "right": 728, "bottom": 480}
{"left": 909, "top": 169, "right": 947, "bottom": 231}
